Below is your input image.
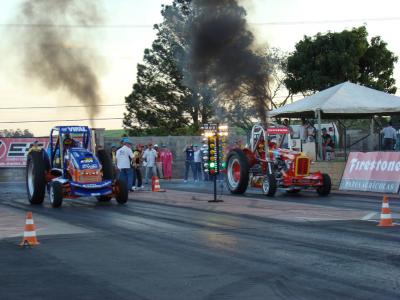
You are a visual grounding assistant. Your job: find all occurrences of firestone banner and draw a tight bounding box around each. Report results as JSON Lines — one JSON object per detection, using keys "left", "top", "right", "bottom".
{"left": 0, "top": 138, "right": 48, "bottom": 168}
{"left": 340, "top": 152, "right": 400, "bottom": 194}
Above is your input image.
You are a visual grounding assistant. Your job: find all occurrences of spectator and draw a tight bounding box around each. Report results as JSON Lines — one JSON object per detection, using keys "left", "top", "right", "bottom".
{"left": 132, "top": 144, "right": 144, "bottom": 190}
{"left": 116, "top": 138, "right": 134, "bottom": 190}
{"left": 110, "top": 144, "right": 118, "bottom": 179}
{"left": 381, "top": 121, "right": 397, "bottom": 151}
{"left": 160, "top": 145, "right": 173, "bottom": 180}
{"left": 321, "top": 128, "right": 335, "bottom": 160}
{"left": 154, "top": 144, "right": 163, "bottom": 179}
{"left": 282, "top": 118, "right": 293, "bottom": 148}
{"left": 183, "top": 144, "right": 195, "bottom": 182}
{"left": 306, "top": 121, "right": 316, "bottom": 142}
{"left": 143, "top": 143, "right": 157, "bottom": 184}
{"left": 300, "top": 118, "right": 308, "bottom": 142}
{"left": 193, "top": 145, "right": 202, "bottom": 182}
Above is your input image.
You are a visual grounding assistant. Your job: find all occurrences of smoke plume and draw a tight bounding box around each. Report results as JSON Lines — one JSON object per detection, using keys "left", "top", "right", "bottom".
{"left": 186, "top": 0, "right": 270, "bottom": 123}
{"left": 17, "top": 0, "right": 103, "bottom": 120}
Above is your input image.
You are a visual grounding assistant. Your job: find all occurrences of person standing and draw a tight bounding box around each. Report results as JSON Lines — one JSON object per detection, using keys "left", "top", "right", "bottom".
{"left": 282, "top": 119, "right": 293, "bottom": 148}
{"left": 110, "top": 144, "right": 118, "bottom": 179}
{"left": 132, "top": 144, "right": 144, "bottom": 190}
{"left": 193, "top": 145, "right": 202, "bottom": 182}
{"left": 143, "top": 143, "right": 157, "bottom": 184}
{"left": 381, "top": 121, "right": 397, "bottom": 151}
{"left": 160, "top": 145, "right": 173, "bottom": 180}
{"left": 183, "top": 144, "right": 195, "bottom": 182}
{"left": 321, "top": 128, "right": 335, "bottom": 160}
{"left": 154, "top": 144, "right": 163, "bottom": 179}
{"left": 115, "top": 138, "right": 134, "bottom": 190}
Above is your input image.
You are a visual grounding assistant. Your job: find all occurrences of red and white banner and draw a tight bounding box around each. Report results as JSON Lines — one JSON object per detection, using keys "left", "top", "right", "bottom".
{"left": 267, "top": 127, "right": 289, "bottom": 135}
{"left": 0, "top": 138, "right": 48, "bottom": 168}
{"left": 340, "top": 152, "right": 400, "bottom": 194}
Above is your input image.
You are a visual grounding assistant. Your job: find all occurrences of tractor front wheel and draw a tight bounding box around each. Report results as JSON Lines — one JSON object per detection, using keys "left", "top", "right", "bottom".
{"left": 262, "top": 174, "right": 277, "bottom": 197}
{"left": 316, "top": 173, "right": 331, "bottom": 196}
{"left": 49, "top": 181, "right": 63, "bottom": 208}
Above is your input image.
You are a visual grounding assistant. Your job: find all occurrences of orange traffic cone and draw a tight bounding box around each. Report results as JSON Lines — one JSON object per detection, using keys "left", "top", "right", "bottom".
{"left": 20, "top": 212, "right": 40, "bottom": 246}
{"left": 152, "top": 176, "right": 161, "bottom": 192}
{"left": 151, "top": 176, "right": 166, "bottom": 192}
{"left": 378, "top": 196, "right": 394, "bottom": 227}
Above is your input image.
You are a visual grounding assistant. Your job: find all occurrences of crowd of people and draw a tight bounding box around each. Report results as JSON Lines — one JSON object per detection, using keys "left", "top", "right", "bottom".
{"left": 183, "top": 144, "right": 209, "bottom": 182}
{"left": 112, "top": 138, "right": 173, "bottom": 191}
{"left": 283, "top": 118, "right": 336, "bottom": 160}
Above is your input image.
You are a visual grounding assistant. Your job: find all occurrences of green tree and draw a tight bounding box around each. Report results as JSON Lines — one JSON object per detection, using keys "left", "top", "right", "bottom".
{"left": 124, "top": 0, "right": 214, "bottom": 135}
{"left": 285, "top": 26, "right": 398, "bottom": 95}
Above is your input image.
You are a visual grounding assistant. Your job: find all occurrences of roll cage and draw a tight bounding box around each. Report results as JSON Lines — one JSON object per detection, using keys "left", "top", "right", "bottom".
{"left": 48, "top": 126, "right": 92, "bottom": 177}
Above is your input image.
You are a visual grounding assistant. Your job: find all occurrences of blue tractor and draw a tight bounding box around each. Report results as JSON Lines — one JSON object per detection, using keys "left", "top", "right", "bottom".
{"left": 26, "top": 126, "right": 128, "bottom": 208}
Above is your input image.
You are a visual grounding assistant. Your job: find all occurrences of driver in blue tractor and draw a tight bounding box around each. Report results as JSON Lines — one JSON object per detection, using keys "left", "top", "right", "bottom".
{"left": 63, "top": 133, "right": 78, "bottom": 150}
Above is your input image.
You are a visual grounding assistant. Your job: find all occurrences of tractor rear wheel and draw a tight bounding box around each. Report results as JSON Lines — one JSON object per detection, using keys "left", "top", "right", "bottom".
{"left": 97, "top": 149, "right": 113, "bottom": 180}
{"left": 226, "top": 149, "right": 249, "bottom": 194}
{"left": 262, "top": 174, "right": 277, "bottom": 197}
{"left": 115, "top": 179, "right": 128, "bottom": 204}
{"left": 26, "top": 151, "right": 47, "bottom": 205}
{"left": 316, "top": 173, "right": 331, "bottom": 196}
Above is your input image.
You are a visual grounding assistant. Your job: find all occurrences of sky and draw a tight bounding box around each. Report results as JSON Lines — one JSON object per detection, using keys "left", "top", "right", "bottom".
{"left": 0, "top": 0, "right": 400, "bottom": 136}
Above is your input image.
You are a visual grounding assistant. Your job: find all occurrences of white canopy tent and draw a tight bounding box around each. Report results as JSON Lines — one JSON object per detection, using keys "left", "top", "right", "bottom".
{"left": 269, "top": 82, "right": 400, "bottom": 158}
{"left": 269, "top": 82, "right": 400, "bottom": 119}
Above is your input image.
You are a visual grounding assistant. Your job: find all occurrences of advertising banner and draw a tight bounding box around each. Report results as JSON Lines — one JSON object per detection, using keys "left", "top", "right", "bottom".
{"left": 0, "top": 138, "right": 48, "bottom": 168}
{"left": 340, "top": 152, "right": 400, "bottom": 194}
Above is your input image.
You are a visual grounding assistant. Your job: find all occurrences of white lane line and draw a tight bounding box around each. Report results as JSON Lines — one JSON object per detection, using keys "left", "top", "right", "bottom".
{"left": 361, "top": 212, "right": 377, "bottom": 220}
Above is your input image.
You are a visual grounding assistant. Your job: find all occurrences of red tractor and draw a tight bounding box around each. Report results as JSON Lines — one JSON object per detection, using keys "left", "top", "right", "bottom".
{"left": 225, "top": 124, "right": 331, "bottom": 196}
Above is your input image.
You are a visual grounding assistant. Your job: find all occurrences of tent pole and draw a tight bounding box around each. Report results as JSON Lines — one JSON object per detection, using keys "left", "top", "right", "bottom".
{"left": 316, "top": 109, "right": 323, "bottom": 160}
{"left": 369, "top": 117, "right": 375, "bottom": 151}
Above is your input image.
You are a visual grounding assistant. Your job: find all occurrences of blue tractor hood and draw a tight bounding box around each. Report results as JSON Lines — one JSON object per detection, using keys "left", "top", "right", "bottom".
{"left": 68, "top": 148, "right": 101, "bottom": 170}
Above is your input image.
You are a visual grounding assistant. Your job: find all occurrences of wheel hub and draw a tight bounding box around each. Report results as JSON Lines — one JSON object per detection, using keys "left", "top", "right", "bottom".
{"left": 227, "top": 158, "right": 240, "bottom": 189}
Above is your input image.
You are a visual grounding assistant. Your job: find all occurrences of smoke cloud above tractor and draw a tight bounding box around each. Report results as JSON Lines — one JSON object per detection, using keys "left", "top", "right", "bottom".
{"left": 186, "top": 0, "right": 270, "bottom": 123}
{"left": 17, "top": 0, "right": 103, "bottom": 120}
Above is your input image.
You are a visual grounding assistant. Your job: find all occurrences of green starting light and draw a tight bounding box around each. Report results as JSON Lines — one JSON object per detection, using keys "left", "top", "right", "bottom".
{"left": 221, "top": 162, "right": 226, "bottom": 168}
{"left": 209, "top": 162, "right": 215, "bottom": 168}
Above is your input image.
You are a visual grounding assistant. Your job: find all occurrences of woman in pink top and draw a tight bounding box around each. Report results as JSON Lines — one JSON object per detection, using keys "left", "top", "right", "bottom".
{"left": 160, "top": 145, "right": 173, "bottom": 179}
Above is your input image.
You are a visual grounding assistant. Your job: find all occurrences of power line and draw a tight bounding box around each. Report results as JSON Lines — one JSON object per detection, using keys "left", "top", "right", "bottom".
{"left": 1, "top": 16, "right": 399, "bottom": 29}
{"left": 0, "top": 104, "right": 125, "bottom": 110}
{"left": 0, "top": 117, "right": 123, "bottom": 124}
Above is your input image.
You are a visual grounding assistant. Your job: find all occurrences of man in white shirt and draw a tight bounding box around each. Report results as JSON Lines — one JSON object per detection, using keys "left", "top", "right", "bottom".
{"left": 381, "top": 121, "right": 397, "bottom": 151}
{"left": 116, "top": 138, "right": 134, "bottom": 190}
{"left": 193, "top": 145, "right": 202, "bottom": 182}
{"left": 142, "top": 143, "right": 157, "bottom": 184}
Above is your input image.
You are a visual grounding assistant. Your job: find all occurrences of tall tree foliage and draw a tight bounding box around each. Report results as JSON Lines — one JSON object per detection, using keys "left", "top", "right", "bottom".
{"left": 124, "top": 0, "right": 279, "bottom": 133}
{"left": 124, "top": 1, "right": 213, "bottom": 135}
{"left": 285, "top": 26, "right": 398, "bottom": 95}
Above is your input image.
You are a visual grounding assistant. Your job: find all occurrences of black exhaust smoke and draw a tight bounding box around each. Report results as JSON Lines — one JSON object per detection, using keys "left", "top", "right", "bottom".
{"left": 17, "top": 0, "right": 103, "bottom": 121}
{"left": 187, "top": 0, "right": 270, "bottom": 123}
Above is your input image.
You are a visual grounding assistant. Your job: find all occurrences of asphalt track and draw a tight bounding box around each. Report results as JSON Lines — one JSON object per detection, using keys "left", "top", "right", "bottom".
{"left": 1, "top": 181, "right": 400, "bottom": 300}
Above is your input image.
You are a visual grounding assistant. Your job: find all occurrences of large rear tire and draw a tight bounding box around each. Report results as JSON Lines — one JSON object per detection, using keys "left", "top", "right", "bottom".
{"left": 26, "top": 151, "right": 47, "bottom": 204}
{"left": 226, "top": 149, "right": 249, "bottom": 194}
{"left": 115, "top": 179, "right": 128, "bottom": 204}
{"left": 262, "top": 174, "right": 277, "bottom": 197}
{"left": 97, "top": 149, "right": 113, "bottom": 180}
{"left": 49, "top": 181, "right": 63, "bottom": 208}
{"left": 317, "top": 173, "right": 331, "bottom": 196}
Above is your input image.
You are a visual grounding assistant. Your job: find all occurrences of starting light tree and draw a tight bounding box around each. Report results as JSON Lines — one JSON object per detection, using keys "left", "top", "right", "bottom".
{"left": 201, "top": 123, "right": 228, "bottom": 202}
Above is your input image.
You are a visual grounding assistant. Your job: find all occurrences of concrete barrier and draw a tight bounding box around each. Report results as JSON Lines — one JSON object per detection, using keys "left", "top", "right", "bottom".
{"left": 0, "top": 167, "right": 25, "bottom": 182}
{"left": 310, "top": 161, "right": 346, "bottom": 188}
